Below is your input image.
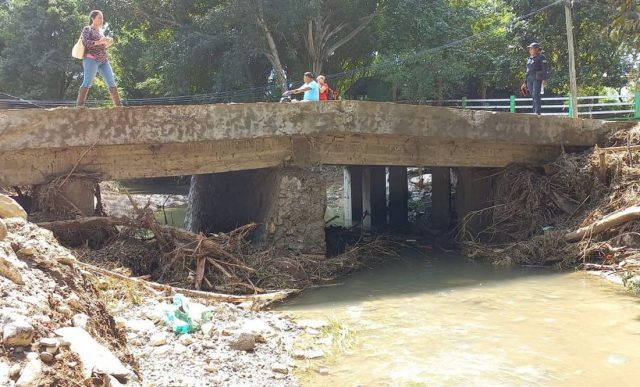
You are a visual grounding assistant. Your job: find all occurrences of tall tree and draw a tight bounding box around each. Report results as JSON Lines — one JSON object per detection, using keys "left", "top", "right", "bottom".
{"left": 304, "top": 0, "right": 375, "bottom": 75}
{"left": 0, "top": 0, "right": 86, "bottom": 99}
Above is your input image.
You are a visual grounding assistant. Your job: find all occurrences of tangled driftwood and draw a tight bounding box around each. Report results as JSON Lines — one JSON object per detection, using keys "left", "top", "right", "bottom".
{"left": 460, "top": 124, "right": 640, "bottom": 267}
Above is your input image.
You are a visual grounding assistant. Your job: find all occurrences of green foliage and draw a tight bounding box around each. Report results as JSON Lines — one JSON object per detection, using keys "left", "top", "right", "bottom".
{"left": 0, "top": 0, "right": 637, "bottom": 101}
{"left": 0, "top": 0, "right": 87, "bottom": 99}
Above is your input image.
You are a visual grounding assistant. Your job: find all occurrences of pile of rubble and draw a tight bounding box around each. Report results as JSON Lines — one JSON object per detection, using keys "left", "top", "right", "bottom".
{"left": 0, "top": 194, "right": 136, "bottom": 386}
{"left": 1, "top": 193, "right": 322, "bottom": 386}
{"left": 112, "top": 298, "right": 300, "bottom": 386}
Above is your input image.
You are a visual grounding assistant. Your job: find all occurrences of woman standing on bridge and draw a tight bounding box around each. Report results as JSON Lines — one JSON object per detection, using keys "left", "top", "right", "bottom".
{"left": 75, "top": 10, "right": 122, "bottom": 107}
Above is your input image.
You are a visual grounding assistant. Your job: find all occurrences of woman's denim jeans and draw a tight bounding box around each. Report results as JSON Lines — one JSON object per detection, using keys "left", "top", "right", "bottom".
{"left": 81, "top": 58, "right": 116, "bottom": 88}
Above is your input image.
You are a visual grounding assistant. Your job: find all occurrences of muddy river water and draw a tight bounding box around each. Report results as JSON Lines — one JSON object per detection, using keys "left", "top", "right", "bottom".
{"left": 281, "top": 253, "right": 640, "bottom": 386}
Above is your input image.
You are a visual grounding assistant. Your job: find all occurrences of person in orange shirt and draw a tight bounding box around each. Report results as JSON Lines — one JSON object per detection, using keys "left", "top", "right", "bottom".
{"left": 317, "top": 75, "right": 335, "bottom": 101}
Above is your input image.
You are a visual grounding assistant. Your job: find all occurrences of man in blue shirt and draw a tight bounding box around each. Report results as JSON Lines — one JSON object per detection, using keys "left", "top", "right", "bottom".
{"left": 291, "top": 72, "right": 319, "bottom": 101}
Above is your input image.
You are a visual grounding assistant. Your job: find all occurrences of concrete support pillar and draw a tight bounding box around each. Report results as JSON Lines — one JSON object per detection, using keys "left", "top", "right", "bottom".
{"left": 431, "top": 167, "right": 451, "bottom": 230}
{"left": 455, "top": 167, "right": 497, "bottom": 237}
{"left": 370, "top": 166, "right": 387, "bottom": 229}
{"left": 186, "top": 167, "right": 326, "bottom": 255}
{"left": 59, "top": 180, "right": 95, "bottom": 216}
{"left": 343, "top": 166, "right": 363, "bottom": 227}
{"left": 388, "top": 166, "right": 408, "bottom": 231}
{"left": 361, "top": 166, "right": 387, "bottom": 231}
{"left": 361, "top": 167, "right": 372, "bottom": 231}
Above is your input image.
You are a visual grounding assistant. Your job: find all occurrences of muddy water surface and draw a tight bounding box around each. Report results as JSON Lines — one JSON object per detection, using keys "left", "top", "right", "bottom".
{"left": 281, "top": 253, "right": 640, "bottom": 386}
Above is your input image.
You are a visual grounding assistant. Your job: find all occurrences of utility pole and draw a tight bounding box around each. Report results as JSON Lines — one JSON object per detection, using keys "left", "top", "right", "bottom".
{"left": 564, "top": 0, "right": 579, "bottom": 118}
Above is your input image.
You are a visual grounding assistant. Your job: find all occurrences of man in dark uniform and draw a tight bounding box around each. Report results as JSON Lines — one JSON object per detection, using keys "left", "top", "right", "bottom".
{"left": 521, "top": 42, "right": 548, "bottom": 115}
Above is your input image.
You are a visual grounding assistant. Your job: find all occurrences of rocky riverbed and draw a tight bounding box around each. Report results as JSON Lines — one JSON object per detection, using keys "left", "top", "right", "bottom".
{"left": 108, "top": 297, "right": 301, "bottom": 387}
{"left": 1, "top": 194, "right": 328, "bottom": 386}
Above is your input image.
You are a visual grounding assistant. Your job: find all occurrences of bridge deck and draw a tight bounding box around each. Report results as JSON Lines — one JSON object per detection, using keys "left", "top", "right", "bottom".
{"left": 0, "top": 101, "right": 623, "bottom": 186}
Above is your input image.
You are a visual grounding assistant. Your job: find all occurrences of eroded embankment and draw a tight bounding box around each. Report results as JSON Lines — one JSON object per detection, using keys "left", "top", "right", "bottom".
{"left": 1, "top": 194, "right": 335, "bottom": 386}
{"left": 459, "top": 123, "right": 640, "bottom": 293}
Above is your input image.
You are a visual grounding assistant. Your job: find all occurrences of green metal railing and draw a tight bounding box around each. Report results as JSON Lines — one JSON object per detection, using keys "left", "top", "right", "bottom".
{"left": 420, "top": 92, "right": 639, "bottom": 119}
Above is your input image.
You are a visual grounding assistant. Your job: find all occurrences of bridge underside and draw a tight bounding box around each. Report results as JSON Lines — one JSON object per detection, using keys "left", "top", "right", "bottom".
{"left": 1, "top": 134, "right": 572, "bottom": 186}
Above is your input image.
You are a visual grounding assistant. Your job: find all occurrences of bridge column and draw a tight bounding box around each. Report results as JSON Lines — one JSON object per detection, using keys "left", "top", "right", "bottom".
{"left": 361, "top": 166, "right": 386, "bottom": 231}
{"left": 343, "top": 166, "right": 363, "bottom": 227}
{"left": 361, "top": 167, "right": 372, "bottom": 231}
{"left": 60, "top": 179, "right": 95, "bottom": 216}
{"left": 186, "top": 167, "right": 326, "bottom": 255}
{"left": 33, "top": 177, "right": 96, "bottom": 217}
{"left": 455, "top": 167, "right": 497, "bottom": 237}
{"left": 431, "top": 167, "right": 452, "bottom": 230}
{"left": 388, "top": 166, "right": 408, "bottom": 231}
{"left": 370, "top": 166, "right": 387, "bottom": 229}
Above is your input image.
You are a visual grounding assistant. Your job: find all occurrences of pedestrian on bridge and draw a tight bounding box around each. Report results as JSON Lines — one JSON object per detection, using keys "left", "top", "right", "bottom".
{"left": 291, "top": 72, "right": 320, "bottom": 102}
{"left": 317, "top": 75, "right": 336, "bottom": 100}
{"left": 521, "top": 42, "right": 548, "bottom": 115}
{"left": 75, "top": 10, "right": 122, "bottom": 107}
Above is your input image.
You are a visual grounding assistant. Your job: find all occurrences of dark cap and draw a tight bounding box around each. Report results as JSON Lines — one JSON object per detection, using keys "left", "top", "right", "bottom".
{"left": 527, "top": 42, "right": 541, "bottom": 49}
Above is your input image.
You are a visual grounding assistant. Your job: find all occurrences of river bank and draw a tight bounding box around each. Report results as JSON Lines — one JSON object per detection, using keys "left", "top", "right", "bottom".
{"left": 1, "top": 195, "right": 330, "bottom": 386}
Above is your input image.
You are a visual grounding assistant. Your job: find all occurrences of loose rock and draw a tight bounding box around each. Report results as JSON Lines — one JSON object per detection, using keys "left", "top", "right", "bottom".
{"left": 9, "top": 363, "right": 21, "bottom": 378}
{"left": 153, "top": 345, "right": 171, "bottom": 355}
{"left": 296, "top": 319, "right": 328, "bottom": 330}
{"left": 230, "top": 333, "right": 256, "bottom": 352}
{"left": 149, "top": 332, "right": 167, "bottom": 346}
{"left": 39, "top": 337, "right": 60, "bottom": 348}
{"left": 56, "top": 305, "right": 73, "bottom": 318}
{"left": 71, "top": 313, "right": 89, "bottom": 329}
{"left": 16, "top": 246, "right": 36, "bottom": 257}
{"left": 179, "top": 334, "right": 194, "bottom": 346}
{"left": 0, "top": 361, "right": 9, "bottom": 385}
{"left": 39, "top": 351, "right": 54, "bottom": 363}
{"left": 0, "top": 219, "right": 7, "bottom": 241}
{"left": 2, "top": 319, "right": 34, "bottom": 347}
{"left": 67, "top": 293, "right": 82, "bottom": 309}
{"left": 293, "top": 349, "right": 324, "bottom": 360}
{"left": 55, "top": 327, "right": 133, "bottom": 382}
{"left": 271, "top": 363, "right": 289, "bottom": 374}
{"left": 0, "top": 254, "right": 24, "bottom": 285}
{"left": 200, "top": 322, "right": 215, "bottom": 337}
{"left": 15, "top": 358, "right": 43, "bottom": 387}
{"left": 0, "top": 194, "right": 27, "bottom": 220}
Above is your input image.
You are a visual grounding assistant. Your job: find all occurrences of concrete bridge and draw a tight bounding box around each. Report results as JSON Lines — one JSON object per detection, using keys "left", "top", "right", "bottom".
{"left": 0, "top": 101, "right": 624, "bottom": 255}
{"left": 0, "top": 101, "right": 615, "bottom": 186}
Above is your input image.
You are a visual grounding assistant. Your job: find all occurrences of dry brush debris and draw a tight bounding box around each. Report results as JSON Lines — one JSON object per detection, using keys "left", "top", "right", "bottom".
{"left": 458, "top": 123, "right": 640, "bottom": 288}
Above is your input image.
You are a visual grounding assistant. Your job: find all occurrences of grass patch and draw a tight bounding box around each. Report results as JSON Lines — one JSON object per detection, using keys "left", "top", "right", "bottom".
{"left": 320, "top": 318, "right": 356, "bottom": 362}
{"left": 90, "top": 273, "right": 147, "bottom": 311}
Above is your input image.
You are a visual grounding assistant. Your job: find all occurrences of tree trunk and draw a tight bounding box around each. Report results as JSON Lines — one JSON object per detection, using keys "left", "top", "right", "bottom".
{"left": 564, "top": 206, "right": 640, "bottom": 242}
{"left": 304, "top": 12, "right": 375, "bottom": 77}
{"left": 254, "top": 0, "right": 288, "bottom": 91}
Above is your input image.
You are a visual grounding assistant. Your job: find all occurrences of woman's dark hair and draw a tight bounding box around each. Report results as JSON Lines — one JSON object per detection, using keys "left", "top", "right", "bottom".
{"left": 89, "top": 10, "right": 102, "bottom": 25}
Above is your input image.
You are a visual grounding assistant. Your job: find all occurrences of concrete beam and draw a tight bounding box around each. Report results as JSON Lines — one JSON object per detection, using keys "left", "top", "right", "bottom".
{"left": 388, "top": 167, "right": 409, "bottom": 231}
{"left": 0, "top": 135, "right": 578, "bottom": 187}
{"left": 431, "top": 167, "right": 451, "bottom": 230}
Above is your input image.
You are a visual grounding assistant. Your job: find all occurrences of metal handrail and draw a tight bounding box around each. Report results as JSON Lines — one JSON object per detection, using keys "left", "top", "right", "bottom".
{"left": 420, "top": 92, "right": 639, "bottom": 119}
